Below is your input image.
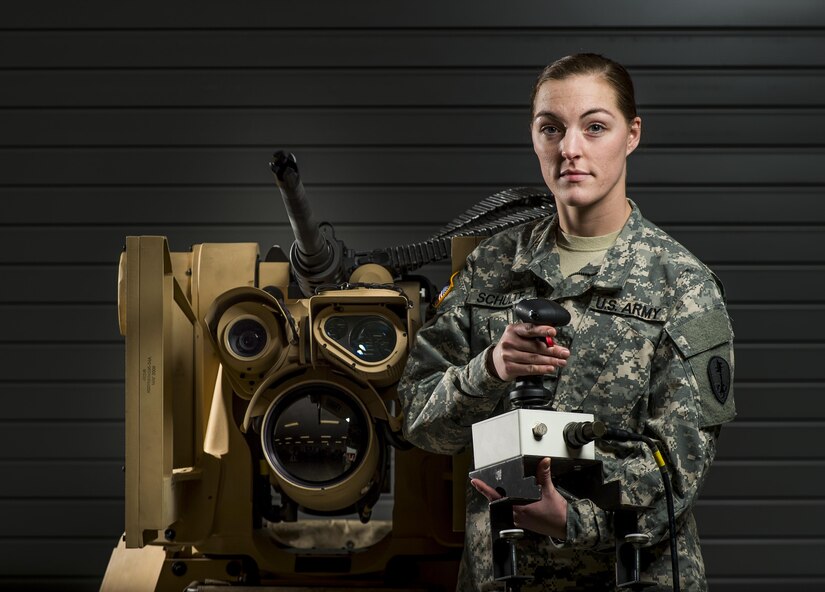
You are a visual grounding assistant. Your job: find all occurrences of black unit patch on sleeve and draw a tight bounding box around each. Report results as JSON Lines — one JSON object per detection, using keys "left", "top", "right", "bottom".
{"left": 707, "top": 355, "right": 731, "bottom": 405}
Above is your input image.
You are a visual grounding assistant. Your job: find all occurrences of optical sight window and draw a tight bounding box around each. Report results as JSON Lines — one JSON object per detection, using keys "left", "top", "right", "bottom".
{"left": 324, "top": 317, "right": 349, "bottom": 342}
{"left": 350, "top": 318, "right": 395, "bottom": 362}
{"left": 323, "top": 315, "right": 397, "bottom": 363}
{"left": 226, "top": 317, "right": 268, "bottom": 359}
{"left": 265, "top": 386, "right": 369, "bottom": 486}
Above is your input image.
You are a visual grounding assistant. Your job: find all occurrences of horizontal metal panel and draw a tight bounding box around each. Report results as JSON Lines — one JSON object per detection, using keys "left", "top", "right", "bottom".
{"left": 2, "top": 108, "right": 824, "bottom": 149}
{"left": 0, "top": 383, "right": 123, "bottom": 420}
{"left": 1, "top": 265, "right": 823, "bottom": 305}
{"left": 0, "top": 225, "right": 449, "bottom": 264}
{"left": 3, "top": 146, "right": 825, "bottom": 186}
{"left": 0, "top": 422, "right": 124, "bottom": 460}
{"left": 3, "top": 31, "right": 825, "bottom": 69}
{"left": 714, "top": 266, "right": 825, "bottom": 304}
{"left": 2, "top": 70, "right": 824, "bottom": 108}
{"left": 2, "top": 459, "right": 818, "bottom": 501}
{"left": 0, "top": 500, "right": 122, "bottom": 537}
{"left": 0, "top": 578, "right": 101, "bottom": 592}
{"left": 1, "top": 186, "right": 822, "bottom": 225}
{"left": 0, "top": 379, "right": 821, "bottom": 428}
{"left": 0, "top": 107, "right": 811, "bottom": 149}
{"left": 0, "top": 461, "right": 123, "bottom": 498}
{"left": 3, "top": 379, "right": 821, "bottom": 424}
{"left": 0, "top": 266, "right": 119, "bottom": 304}
{"left": 5, "top": 0, "right": 825, "bottom": 28}
{"left": 732, "top": 344, "right": 825, "bottom": 382}
{"left": 0, "top": 344, "right": 125, "bottom": 382}
{"left": 0, "top": 341, "right": 823, "bottom": 383}
{"left": 728, "top": 305, "right": 825, "bottom": 343}
{"left": 0, "top": 225, "right": 822, "bottom": 266}
{"left": 716, "top": 422, "right": 825, "bottom": 460}
{"left": 0, "top": 305, "right": 123, "bottom": 343}
{"left": 732, "top": 384, "right": 825, "bottom": 421}
{"left": 4, "top": 303, "right": 820, "bottom": 345}
{"left": 703, "top": 540, "right": 825, "bottom": 577}
{"left": 0, "top": 539, "right": 822, "bottom": 580}
{"left": 6, "top": 497, "right": 825, "bottom": 540}
{"left": 0, "top": 408, "right": 821, "bottom": 464}
{"left": 0, "top": 540, "right": 113, "bottom": 577}
{"left": 632, "top": 188, "right": 825, "bottom": 225}
{"left": 706, "top": 579, "right": 825, "bottom": 592}
{"left": 4, "top": 497, "right": 824, "bottom": 540}
{"left": 696, "top": 500, "right": 825, "bottom": 537}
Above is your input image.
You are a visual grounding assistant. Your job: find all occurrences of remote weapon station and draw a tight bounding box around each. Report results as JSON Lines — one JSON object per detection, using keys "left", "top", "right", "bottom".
{"left": 101, "top": 152, "right": 554, "bottom": 591}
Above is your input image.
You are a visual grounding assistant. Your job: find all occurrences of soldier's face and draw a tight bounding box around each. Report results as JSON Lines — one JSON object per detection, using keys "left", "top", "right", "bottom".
{"left": 531, "top": 75, "right": 641, "bottom": 220}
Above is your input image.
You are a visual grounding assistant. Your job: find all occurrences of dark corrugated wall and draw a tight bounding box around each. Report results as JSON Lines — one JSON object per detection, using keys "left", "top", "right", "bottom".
{"left": 1, "top": 1, "right": 824, "bottom": 590}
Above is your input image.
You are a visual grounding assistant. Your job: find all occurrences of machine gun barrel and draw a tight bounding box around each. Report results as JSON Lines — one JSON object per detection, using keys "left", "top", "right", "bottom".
{"left": 271, "top": 151, "right": 330, "bottom": 269}
{"left": 270, "top": 151, "right": 345, "bottom": 296}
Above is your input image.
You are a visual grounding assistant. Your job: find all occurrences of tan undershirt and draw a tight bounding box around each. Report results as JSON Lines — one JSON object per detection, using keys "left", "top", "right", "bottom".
{"left": 557, "top": 228, "right": 622, "bottom": 278}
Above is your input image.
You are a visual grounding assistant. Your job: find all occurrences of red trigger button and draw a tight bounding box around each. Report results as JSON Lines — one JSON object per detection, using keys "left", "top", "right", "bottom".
{"left": 545, "top": 336, "right": 554, "bottom": 348}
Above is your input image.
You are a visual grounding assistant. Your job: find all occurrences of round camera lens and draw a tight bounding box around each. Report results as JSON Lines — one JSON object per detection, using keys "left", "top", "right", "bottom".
{"left": 324, "top": 317, "right": 349, "bottom": 342}
{"left": 265, "top": 387, "right": 369, "bottom": 485}
{"left": 349, "top": 317, "right": 396, "bottom": 363}
{"left": 227, "top": 318, "right": 268, "bottom": 358}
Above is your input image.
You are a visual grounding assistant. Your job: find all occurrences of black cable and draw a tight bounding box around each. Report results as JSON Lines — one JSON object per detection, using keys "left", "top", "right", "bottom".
{"left": 635, "top": 438, "right": 680, "bottom": 592}
{"left": 566, "top": 423, "right": 681, "bottom": 592}
{"left": 367, "top": 187, "right": 555, "bottom": 276}
{"left": 604, "top": 428, "right": 681, "bottom": 592}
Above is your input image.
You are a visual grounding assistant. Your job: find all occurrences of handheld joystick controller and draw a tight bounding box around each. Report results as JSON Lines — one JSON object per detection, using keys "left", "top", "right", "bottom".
{"left": 507, "top": 298, "right": 571, "bottom": 409}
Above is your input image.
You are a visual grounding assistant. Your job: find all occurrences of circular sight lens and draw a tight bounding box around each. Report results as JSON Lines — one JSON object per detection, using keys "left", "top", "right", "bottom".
{"left": 227, "top": 317, "right": 268, "bottom": 358}
{"left": 350, "top": 317, "right": 396, "bottom": 362}
{"left": 265, "top": 387, "right": 369, "bottom": 485}
{"left": 324, "top": 317, "right": 349, "bottom": 342}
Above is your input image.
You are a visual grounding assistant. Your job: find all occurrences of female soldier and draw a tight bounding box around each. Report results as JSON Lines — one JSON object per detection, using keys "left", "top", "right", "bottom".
{"left": 398, "top": 53, "right": 735, "bottom": 591}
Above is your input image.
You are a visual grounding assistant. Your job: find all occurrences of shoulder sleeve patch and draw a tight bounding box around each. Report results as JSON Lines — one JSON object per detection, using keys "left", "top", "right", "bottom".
{"left": 666, "top": 308, "right": 736, "bottom": 428}
{"left": 666, "top": 308, "right": 731, "bottom": 357}
{"left": 708, "top": 355, "right": 732, "bottom": 406}
{"left": 435, "top": 271, "right": 460, "bottom": 308}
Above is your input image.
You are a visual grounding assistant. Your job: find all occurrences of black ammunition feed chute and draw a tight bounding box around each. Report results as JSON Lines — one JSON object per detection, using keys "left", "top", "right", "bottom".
{"left": 269, "top": 150, "right": 556, "bottom": 300}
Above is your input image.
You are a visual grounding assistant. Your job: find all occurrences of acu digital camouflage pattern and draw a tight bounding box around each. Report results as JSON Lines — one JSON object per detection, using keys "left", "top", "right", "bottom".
{"left": 398, "top": 201, "right": 736, "bottom": 591}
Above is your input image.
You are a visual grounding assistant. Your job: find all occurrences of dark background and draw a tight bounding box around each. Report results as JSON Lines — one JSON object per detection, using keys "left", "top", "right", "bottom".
{"left": 1, "top": 1, "right": 824, "bottom": 590}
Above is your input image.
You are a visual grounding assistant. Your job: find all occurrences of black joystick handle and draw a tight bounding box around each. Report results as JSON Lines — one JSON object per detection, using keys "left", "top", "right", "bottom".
{"left": 513, "top": 299, "right": 570, "bottom": 346}
{"left": 508, "top": 298, "right": 571, "bottom": 408}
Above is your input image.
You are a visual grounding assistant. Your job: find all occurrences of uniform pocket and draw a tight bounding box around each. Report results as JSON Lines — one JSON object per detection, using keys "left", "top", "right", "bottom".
{"left": 487, "top": 309, "right": 513, "bottom": 344}
{"left": 466, "top": 305, "right": 514, "bottom": 355}
{"left": 557, "top": 313, "right": 654, "bottom": 427}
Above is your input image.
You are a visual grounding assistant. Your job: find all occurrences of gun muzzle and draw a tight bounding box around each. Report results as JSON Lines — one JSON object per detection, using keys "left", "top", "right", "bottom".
{"left": 270, "top": 151, "right": 345, "bottom": 296}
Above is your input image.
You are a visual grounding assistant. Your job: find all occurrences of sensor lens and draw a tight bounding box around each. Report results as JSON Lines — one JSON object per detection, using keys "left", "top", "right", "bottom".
{"left": 323, "top": 317, "right": 349, "bottom": 342}
{"left": 350, "top": 318, "right": 396, "bottom": 362}
{"left": 264, "top": 386, "right": 369, "bottom": 485}
{"left": 227, "top": 317, "right": 268, "bottom": 358}
{"left": 323, "top": 315, "right": 397, "bottom": 363}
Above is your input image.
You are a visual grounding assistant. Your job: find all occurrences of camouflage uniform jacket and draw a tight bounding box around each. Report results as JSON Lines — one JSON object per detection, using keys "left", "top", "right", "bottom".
{"left": 398, "top": 201, "right": 736, "bottom": 591}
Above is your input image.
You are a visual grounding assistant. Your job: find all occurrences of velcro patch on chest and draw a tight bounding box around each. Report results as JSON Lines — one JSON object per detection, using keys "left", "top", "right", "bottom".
{"left": 590, "top": 296, "right": 666, "bottom": 322}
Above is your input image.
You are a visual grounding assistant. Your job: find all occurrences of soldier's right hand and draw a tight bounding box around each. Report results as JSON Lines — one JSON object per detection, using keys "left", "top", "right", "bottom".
{"left": 489, "top": 322, "right": 570, "bottom": 382}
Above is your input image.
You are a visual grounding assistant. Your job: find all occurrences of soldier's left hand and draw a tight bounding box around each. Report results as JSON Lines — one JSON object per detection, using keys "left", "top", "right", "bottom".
{"left": 471, "top": 457, "right": 567, "bottom": 540}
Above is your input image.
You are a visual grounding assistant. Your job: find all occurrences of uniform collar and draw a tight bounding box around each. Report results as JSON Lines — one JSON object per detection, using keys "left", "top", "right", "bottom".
{"left": 511, "top": 199, "right": 643, "bottom": 295}
{"left": 592, "top": 200, "right": 643, "bottom": 292}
